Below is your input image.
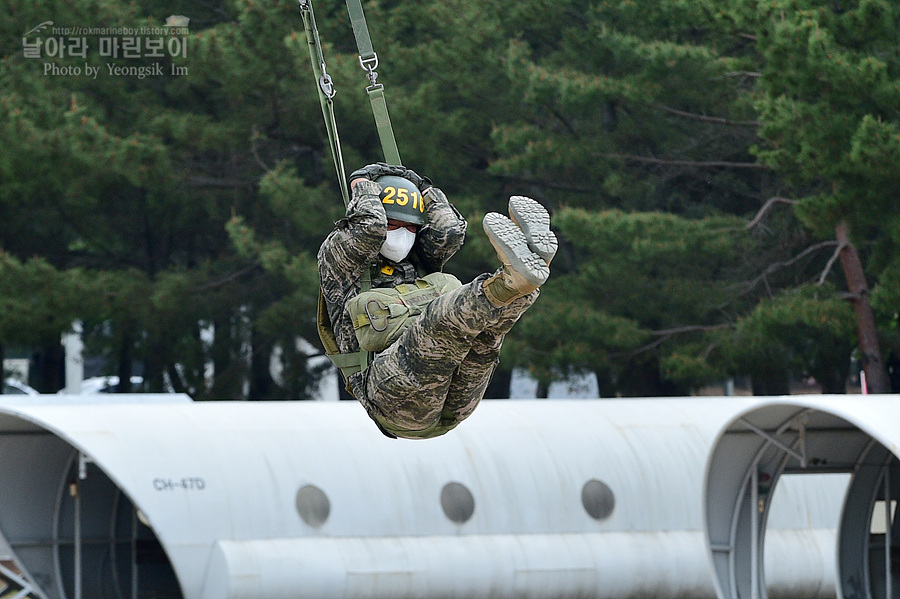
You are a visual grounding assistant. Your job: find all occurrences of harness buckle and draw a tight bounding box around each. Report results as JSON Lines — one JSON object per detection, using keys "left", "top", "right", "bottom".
{"left": 358, "top": 54, "right": 382, "bottom": 91}
{"left": 358, "top": 54, "right": 379, "bottom": 72}
{"left": 364, "top": 299, "right": 389, "bottom": 332}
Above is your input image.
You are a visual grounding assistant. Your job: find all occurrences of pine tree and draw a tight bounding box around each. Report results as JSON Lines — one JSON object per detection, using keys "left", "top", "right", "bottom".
{"left": 1, "top": 0, "right": 337, "bottom": 397}
{"left": 487, "top": 0, "right": 897, "bottom": 394}
{"left": 749, "top": 0, "right": 900, "bottom": 392}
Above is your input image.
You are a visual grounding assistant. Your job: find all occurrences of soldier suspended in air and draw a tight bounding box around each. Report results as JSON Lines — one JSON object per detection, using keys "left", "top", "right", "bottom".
{"left": 318, "top": 163, "right": 557, "bottom": 439}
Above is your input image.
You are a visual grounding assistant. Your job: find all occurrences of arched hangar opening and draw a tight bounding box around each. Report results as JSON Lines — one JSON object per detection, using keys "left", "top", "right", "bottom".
{"left": 0, "top": 409, "right": 182, "bottom": 599}
{"left": 704, "top": 395, "right": 900, "bottom": 599}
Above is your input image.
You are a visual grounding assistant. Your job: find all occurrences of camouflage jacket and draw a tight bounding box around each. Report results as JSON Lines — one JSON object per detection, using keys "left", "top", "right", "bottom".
{"left": 317, "top": 179, "right": 467, "bottom": 368}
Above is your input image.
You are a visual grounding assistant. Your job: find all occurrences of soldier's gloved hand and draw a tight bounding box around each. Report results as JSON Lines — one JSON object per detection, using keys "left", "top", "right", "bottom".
{"left": 401, "top": 167, "right": 433, "bottom": 194}
{"left": 348, "top": 163, "right": 406, "bottom": 186}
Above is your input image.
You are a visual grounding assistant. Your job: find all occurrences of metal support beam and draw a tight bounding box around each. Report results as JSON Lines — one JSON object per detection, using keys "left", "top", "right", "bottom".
{"left": 884, "top": 465, "right": 892, "bottom": 599}
{"left": 0, "top": 562, "right": 36, "bottom": 598}
{"left": 132, "top": 508, "right": 138, "bottom": 599}
{"left": 72, "top": 478, "right": 81, "bottom": 599}
{"left": 74, "top": 452, "right": 89, "bottom": 599}
{"left": 750, "top": 466, "right": 760, "bottom": 599}
{"left": 739, "top": 418, "right": 807, "bottom": 468}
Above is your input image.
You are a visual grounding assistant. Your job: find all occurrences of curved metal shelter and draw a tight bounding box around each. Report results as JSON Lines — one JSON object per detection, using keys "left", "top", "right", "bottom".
{"left": 704, "top": 394, "right": 900, "bottom": 599}
{"left": 0, "top": 397, "right": 849, "bottom": 599}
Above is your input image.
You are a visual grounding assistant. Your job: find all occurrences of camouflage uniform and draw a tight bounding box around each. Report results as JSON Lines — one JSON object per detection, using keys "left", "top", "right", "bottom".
{"left": 318, "top": 180, "right": 538, "bottom": 439}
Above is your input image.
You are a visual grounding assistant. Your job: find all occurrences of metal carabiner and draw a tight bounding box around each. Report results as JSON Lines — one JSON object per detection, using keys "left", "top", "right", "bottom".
{"left": 319, "top": 71, "right": 336, "bottom": 99}
{"left": 365, "top": 299, "right": 389, "bottom": 332}
{"left": 358, "top": 54, "right": 382, "bottom": 90}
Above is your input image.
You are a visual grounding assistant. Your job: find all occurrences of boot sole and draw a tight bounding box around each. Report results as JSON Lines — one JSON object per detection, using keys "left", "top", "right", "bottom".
{"left": 508, "top": 196, "right": 558, "bottom": 264}
{"left": 483, "top": 213, "right": 549, "bottom": 287}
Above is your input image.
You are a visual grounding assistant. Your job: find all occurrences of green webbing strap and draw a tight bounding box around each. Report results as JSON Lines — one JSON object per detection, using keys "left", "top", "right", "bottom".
{"left": 367, "top": 87, "right": 401, "bottom": 165}
{"left": 300, "top": 1, "right": 392, "bottom": 383}
{"left": 318, "top": 262, "right": 375, "bottom": 382}
{"left": 357, "top": 263, "right": 374, "bottom": 373}
{"left": 345, "top": 0, "right": 402, "bottom": 165}
{"left": 328, "top": 350, "right": 368, "bottom": 374}
{"left": 345, "top": 0, "right": 376, "bottom": 60}
{"left": 298, "top": 0, "right": 350, "bottom": 206}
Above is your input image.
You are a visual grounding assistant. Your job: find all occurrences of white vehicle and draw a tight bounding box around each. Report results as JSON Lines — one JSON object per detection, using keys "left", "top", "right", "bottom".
{"left": 57, "top": 375, "right": 146, "bottom": 394}
{"left": 1, "top": 378, "right": 38, "bottom": 395}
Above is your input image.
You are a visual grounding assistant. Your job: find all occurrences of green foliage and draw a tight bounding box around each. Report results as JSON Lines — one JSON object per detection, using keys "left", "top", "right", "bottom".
{"left": 506, "top": 208, "right": 749, "bottom": 394}
{"left": 753, "top": 0, "right": 900, "bottom": 231}
{"left": 489, "top": 0, "right": 763, "bottom": 217}
{"left": 1, "top": 0, "right": 896, "bottom": 397}
{"left": 555, "top": 208, "right": 744, "bottom": 327}
{"left": 0, "top": 254, "right": 90, "bottom": 345}
{"left": 0, "top": 0, "right": 331, "bottom": 397}
{"left": 661, "top": 340, "right": 729, "bottom": 390}
{"left": 720, "top": 287, "right": 856, "bottom": 393}
{"left": 488, "top": 0, "right": 898, "bottom": 394}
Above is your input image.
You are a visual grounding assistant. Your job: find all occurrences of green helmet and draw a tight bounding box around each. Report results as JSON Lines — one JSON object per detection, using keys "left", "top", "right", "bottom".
{"left": 376, "top": 175, "right": 426, "bottom": 226}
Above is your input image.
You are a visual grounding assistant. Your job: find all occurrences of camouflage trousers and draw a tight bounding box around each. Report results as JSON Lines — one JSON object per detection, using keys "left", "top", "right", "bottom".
{"left": 356, "top": 273, "right": 538, "bottom": 439}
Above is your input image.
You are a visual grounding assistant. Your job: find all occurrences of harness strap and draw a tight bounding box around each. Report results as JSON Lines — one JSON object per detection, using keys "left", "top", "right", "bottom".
{"left": 345, "top": 0, "right": 402, "bottom": 165}
{"left": 367, "top": 86, "right": 402, "bottom": 165}
{"left": 298, "top": 0, "right": 349, "bottom": 206}
{"left": 316, "top": 263, "right": 375, "bottom": 383}
{"left": 356, "top": 264, "right": 374, "bottom": 374}
{"left": 345, "top": 0, "right": 376, "bottom": 61}
{"left": 300, "top": 0, "right": 399, "bottom": 383}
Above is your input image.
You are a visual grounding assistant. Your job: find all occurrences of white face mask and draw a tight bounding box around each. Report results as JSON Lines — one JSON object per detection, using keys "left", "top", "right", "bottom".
{"left": 380, "top": 227, "right": 416, "bottom": 262}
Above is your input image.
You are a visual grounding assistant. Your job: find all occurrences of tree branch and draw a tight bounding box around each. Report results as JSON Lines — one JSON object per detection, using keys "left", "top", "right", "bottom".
{"left": 744, "top": 241, "right": 840, "bottom": 292}
{"left": 597, "top": 153, "right": 767, "bottom": 169}
{"left": 250, "top": 125, "right": 272, "bottom": 172}
{"left": 549, "top": 107, "right": 579, "bottom": 137}
{"left": 186, "top": 175, "right": 256, "bottom": 189}
{"left": 653, "top": 104, "right": 760, "bottom": 127}
{"left": 197, "top": 264, "right": 261, "bottom": 291}
{"left": 651, "top": 323, "right": 733, "bottom": 337}
{"left": 816, "top": 241, "right": 847, "bottom": 285}
{"left": 611, "top": 335, "right": 669, "bottom": 358}
{"left": 609, "top": 323, "right": 733, "bottom": 359}
{"left": 488, "top": 173, "right": 595, "bottom": 194}
{"left": 745, "top": 196, "right": 798, "bottom": 230}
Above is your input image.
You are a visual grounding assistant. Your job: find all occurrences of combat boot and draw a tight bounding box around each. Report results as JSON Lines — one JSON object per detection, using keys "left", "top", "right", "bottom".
{"left": 482, "top": 212, "right": 550, "bottom": 307}
{"left": 508, "top": 196, "right": 557, "bottom": 265}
